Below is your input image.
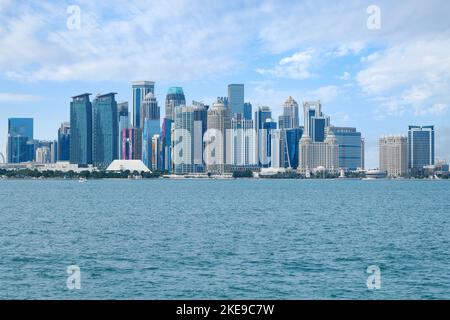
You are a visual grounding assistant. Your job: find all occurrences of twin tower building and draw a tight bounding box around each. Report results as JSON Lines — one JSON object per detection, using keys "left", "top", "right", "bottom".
{"left": 69, "top": 81, "right": 365, "bottom": 174}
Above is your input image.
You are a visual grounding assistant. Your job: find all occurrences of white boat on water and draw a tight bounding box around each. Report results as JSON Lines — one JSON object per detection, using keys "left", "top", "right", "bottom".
{"left": 78, "top": 177, "right": 87, "bottom": 183}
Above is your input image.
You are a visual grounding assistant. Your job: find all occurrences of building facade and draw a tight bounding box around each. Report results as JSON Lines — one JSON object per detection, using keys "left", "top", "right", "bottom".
{"left": 121, "top": 128, "right": 142, "bottom": 160}
{"left": 92, "top": 93, "right": 118, "bottom": 168}
{"left": 298, "top": 129, "right": 339, "bottom": 173}
{"left": 165, "top": 87, "right": 186, "bottom": 121}
{"left": 227, "top": 116, "right": 257, "bottom": 168}
{"left": 379, "top": 136, "right": 408, "bottom": 177}
{"left": 57, "top": 122, "right": 70, "bottom": 161}
{"left": 70, "top": 94, "right": 92, "bottom": 165}
{"left": 132, "top": 81, "right": 155, "bottom": 128}
{"left": 228, "top": 84, "right": 244, "bottom": 117}
{"left": 329, "top": 127, "right": 363, "bottom": 170}
{"left": 303, "top": 101, "right": 330, "bottom": 142}
{"left": 279, "top": 96, "right": 299, "bottom": 129}
{"left": 174, "top": 106, "right": 195, "bottom": 174}
{"left": 206, "top": 102, "right": 231, "bottom": 174}
{"left": 7, "top": 118, "right": 34, "bottom": 163}
{"left": 408, "top": 125, "right": 435, "bottom": 171}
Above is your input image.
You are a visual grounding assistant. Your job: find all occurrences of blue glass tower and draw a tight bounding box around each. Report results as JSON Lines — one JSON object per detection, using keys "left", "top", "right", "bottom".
{"left": 7, "top": 118, "right": 34, "bottom": 163}
{"left": 408, "top": 125, "right": 435, "bottom": 170}
{"left": 303, "top": 101, "right": 330, "bottom": 142}
{"left": 92, "top": 93, "right": 118, "bottom": 168}
{"left": 132, "top": 81, "right": 155, "bottom": 128}
{"left": 57, "top": 122, "right": 71, "bottom": 161}
{"left": 142, "top": 119, "right": 161, "bottom": 168}
{"left": 330, "top": 127, "right": 363, "bottom": 170}
{"left": 70, "top": 94, "right": 92, "bottom": 165}
{"left": 228, "top": 84, "right": 244, "bottom": 117}
{"left": 284, "top": 127, "right": 303, "bottom": 169}
{"left": 243, "top": 102, "right": 252, "bottom": 121}
{"left": 161, "top": 118, "right": 173, "bottom": 172}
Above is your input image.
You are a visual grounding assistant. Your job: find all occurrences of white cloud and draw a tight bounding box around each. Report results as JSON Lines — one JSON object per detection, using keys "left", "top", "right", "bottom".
{"left": 0, "top": 1, "right": 261, "bottom": 82}
{"left": 256, "top": 49, "right": 315, "bottom": 80}
{"left": 339, "top": 72, "right": 351, "bottom": 81}
{"left": 0, "top": 92, "right": 42, "bottom": 102}
{"left": 333, "top": 42, "right": 365, "bottom": 57}
{"left": 258, "top": 0, "right": 450, "bottom": 54}
{"left": 306, "top": 85, "right": 339, "bottom": 103}
{"left": 357, "top": 38, "right": 450, "bottom": 117}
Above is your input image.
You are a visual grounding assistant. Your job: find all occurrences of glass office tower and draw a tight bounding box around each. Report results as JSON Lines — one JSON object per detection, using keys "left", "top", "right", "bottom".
{"left": 57, "top": 122, "right": 71, "bottom": 161}
{"left": 408, "top": 125, "right": 435, "bottom": 170}
{"left": 70, "top": 94, "right": 92, "bottom": 165}
{"left": 228, "top": 84, "right": 244, "bottom": 117}
{"left": 165, "top": 87, "right": 186, "bottom": 121}
{"left": 7, "top": 118, "right": 34, "bottom": 163}
{"left": 132, "top": 81, "right": 155, "bottom": 128}
{"left": 92, "top": 93, "right": 118, "bottom": 168}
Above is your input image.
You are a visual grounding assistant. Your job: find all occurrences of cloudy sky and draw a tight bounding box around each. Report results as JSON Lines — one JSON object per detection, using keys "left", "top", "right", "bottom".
{"left": 1, "top": 0, "right": 450, "bottom": 167}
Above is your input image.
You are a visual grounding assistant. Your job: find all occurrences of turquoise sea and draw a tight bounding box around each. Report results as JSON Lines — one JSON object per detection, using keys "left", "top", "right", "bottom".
{"left": 0, "top": 179, "right": 449, "bottom": 299}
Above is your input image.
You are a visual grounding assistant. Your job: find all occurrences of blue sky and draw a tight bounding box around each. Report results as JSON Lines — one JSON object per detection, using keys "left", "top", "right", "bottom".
{"left": 1, "top": 0, "right": 450, "bottom": 168}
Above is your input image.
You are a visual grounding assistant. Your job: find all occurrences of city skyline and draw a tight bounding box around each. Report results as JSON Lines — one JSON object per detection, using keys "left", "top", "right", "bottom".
{"left": 1, "top": 81, "right": 444, "bottom": 170}
{"left": 1, "top": 1, "right": 450, "bottom": 168}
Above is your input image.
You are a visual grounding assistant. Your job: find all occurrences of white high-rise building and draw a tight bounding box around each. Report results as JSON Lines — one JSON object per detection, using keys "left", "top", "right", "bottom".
{"left": 36, "top": 146, "right": 51, "bottom": 164}
{"left": 379, "top": 135, "right": 408, "bottom": 177}
{"left": 174, "top": 106, "right": 194, "bottom": 174}
{"left": 206, "top": 102, "right": 231, "bottom": 174}
{"left": 227, "top": 117, "right": 257, "bottom": 167}
{"left": 298, "top": 128, "right": 339, "bottom": 173}
{"left": 270, "top": 129, "right": 285, "bottom": 169}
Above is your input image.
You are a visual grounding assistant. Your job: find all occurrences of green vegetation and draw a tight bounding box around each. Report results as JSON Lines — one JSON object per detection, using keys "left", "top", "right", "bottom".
{"left": 0, "top": 168, "right": 165, "bottom": 180}
{"left": 232, "top": 170, "right": 254, "bottom": 178}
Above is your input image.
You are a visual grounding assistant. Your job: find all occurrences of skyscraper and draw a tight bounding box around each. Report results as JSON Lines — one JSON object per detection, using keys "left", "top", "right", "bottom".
{"left": 255, "top": 106, "right": 273, "bottom": 166}
{"left": 142, "top": 118, "right": 161, "bottom": 169}
{"left": 284, "top": 127, "right": 303, "bottom": 169}
{"left": 174, "top": 106, "right": 195, "bottom": 174}
{"left": 228, "top": 115, "right": 257, "bottom": 168}
{"left": 206, "top": 102, "right": 231, "bottom": 174}
{"left": 161, "top": 118, "right": 173, "bottom": 172}
{"left": 132, "top": 81, "right": 155, "bottom": 128}
{"left": 408, "top": 125, "right": 435, "bottom": 172}
{"left": 193, "top": 102, "right": 208, "bottom": 172}
{"left": 298, "top": 128, "right": 339, "bottom": 173}
{"left": 7, "top": 118, "right": 34, "bottom": 163}
{"left": 261, "top": 118, "right": 277, "bottom": 167}
{"left": 57, "top": 122, "right": 70, "bottom": 161}
{"left": 243, "top": 102, "right": 252, "bottom": 121}
{"left": 255, "top": 106, "right": 272, "bottom": 131}
{"left": 92, "top": 93, "right": 118, "bottom": 168}
{"left": 151, "top": 134, "right": 162, "bottom": 171}
{"left": 141, "top": 93, "right": 161, "bottom": 168}
{"left": 379, "top": 136, "right": 408, "bottom": 177}
{"left": 228, "top": 84, "right": 244, "bottom": 117}
{"left": 70, "top": 94, "right": 92, "bottom": 165}
{"left": 121, "top": 128, "right": 142, "bottom": 160}
{"left": 117, "top": 102, "right": 130, "bottom": 159}
{"left": 303, "top": 101, "right": 330, "bottom": 142}
{"left": 270, "top": 129, "right": 285, "bottom": 169}
{"left": 165, "top": 87, "right": 186, "bottom": 121}
{"left": 279, "top": 96, "right": 299, "bottom": 129}
{"left": 329, "top": 127, "right": 363, "bottom": 170}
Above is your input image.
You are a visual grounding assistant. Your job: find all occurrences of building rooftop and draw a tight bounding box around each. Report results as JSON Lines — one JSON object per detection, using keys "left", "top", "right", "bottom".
{"left": 167, "top": 87, "right": 184, "bottom": 95}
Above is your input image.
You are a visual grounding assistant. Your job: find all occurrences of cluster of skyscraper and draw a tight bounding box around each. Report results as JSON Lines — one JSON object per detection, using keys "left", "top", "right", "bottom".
{"left": 379, "top": 126, "right": 437, "bottom": 177}
{"left": 6, "top": 82, "right": 370, "bottom": 174}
